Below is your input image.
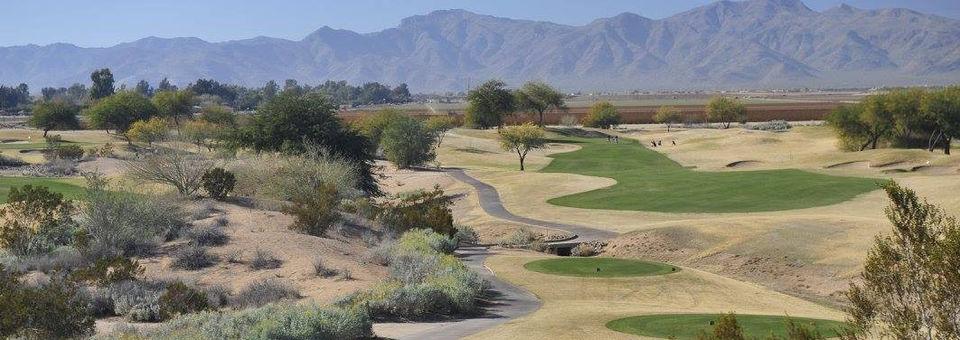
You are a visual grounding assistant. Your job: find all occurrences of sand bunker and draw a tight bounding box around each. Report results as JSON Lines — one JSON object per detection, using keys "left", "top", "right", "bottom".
{"left": 725, "top": 160, "right": 762, "bottom": 168}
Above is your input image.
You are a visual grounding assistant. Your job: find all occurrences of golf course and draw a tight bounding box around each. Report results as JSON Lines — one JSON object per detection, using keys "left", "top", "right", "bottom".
{"left": 541, "top": 135, "right": 880, "bottom": 213}
{"left": 0, "top": 176, "right": 86, "bottom": 201}
{"left": 524, "top": 257, "right": 677, "bottom": 277}
{"left": 606, "top": 314, "right": 848, "bottom": 339}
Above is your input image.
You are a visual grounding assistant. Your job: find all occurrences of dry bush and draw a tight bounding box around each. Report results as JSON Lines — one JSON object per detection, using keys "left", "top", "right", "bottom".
{"left": 249, "top": 248, "right": 282, "bottom": 270}
{"left": 170, "top": 245, "right": 217, "bottom": 270}
{"left": 231, "top": 279, "right": 300, "bottom": 308}
{"left": 124, "top": 148, "right": 213, "bottom": 196}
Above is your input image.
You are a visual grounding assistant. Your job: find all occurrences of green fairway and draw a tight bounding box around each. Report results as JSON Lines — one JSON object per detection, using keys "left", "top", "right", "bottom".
{"left": 606, "top": 314, "right": 847, "bottom": 339}
{"left": 524, "top": 257, "right": 678, "bottom": 277}
{"left": 0, "top": 177, "right": 86, "bottom": 201}
{"left": 540, "top": 136, "right": 880, "bottom": 213}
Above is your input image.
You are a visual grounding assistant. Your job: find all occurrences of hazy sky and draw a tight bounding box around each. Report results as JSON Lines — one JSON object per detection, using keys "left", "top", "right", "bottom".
{"left": 3, "top": 0, "right": 959, "bottom": 47}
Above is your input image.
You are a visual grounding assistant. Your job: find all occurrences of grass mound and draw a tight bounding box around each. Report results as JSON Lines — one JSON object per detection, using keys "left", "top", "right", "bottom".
{"left": 606, "top": 314, "right": 847, "bottom": 339}
{"left": 541, "top": 136, "right": 879, "bottom": 212}
{"left": 523, "top": 257, "right": 677, "bottom": 277}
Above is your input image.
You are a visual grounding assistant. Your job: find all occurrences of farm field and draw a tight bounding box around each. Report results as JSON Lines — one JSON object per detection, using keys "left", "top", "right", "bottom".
{"left": 540, "top": 134, "right": 880, "bottom": 213}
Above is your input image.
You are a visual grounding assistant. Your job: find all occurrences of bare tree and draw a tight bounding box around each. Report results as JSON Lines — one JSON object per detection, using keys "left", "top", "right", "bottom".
{"left": 124, "top": 148, "right": 213, "bottom": 196}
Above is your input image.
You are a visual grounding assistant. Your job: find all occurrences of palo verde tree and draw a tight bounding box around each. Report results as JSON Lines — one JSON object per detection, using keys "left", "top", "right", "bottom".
{"left": 654, "top": 105, "right": 682, "bottom": 132}
{"left": 465, "top": 79, "right": 514, "bottom": 129}
{"left": 705, "top": 96, "right": 747, "bottom": 129}
{"left": 89, "top": 68, "right": 115, "bottom": 100}
{"left": 380, "top": 115, "right": 436, "bottom": 169}
{"left": 842, "top": 182, "right": 960, "bottom": 339}
{"left": 28, "top": 99, "right": 80, "bottom": 137}
{"left": 152, "top": 89, "right": 195, "bottom": 132}
{"left": 582, "top": 101, "right": 620, "bottom": 129}
{"left": 499, "top": 123, "right": 547, "bottom": 171}
{"left": 424, "top": 115, "right": 459, "bottom": 149}
{"left": 234, "top": 91, "right": 379, "bottom": 195}
{"left": 920, "top": 86, "right": 960, "bottom": 155}
{"left": 515, "top": 81, "right": 565, "bottom": 127}
{"left": 83, "top": 91, "right": 158, "bottom": 136}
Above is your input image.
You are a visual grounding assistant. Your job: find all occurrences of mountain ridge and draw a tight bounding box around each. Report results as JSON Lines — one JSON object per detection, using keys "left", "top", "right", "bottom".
{"left": 2, "top": 0, "right": 959, "bottom": 92}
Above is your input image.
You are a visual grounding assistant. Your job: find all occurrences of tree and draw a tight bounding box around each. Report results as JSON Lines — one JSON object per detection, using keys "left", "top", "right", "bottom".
{"left": 29, "top": 100, "right": 80, "bottom": 137}
{"left": 89, "top": 68, "right": 115, "bottom": 100}
{"left": 134, "top": 80, "right": 153, "bottom": 97}
{"left": 234, "top": 92, "right": 379, "bottom": 195}
{"left": 126, "top": 117, "right": 169, "bottom": 145}
{"left": 83, "top": 91, "right": 158, "bottom": 135}
{"left": 157, "top": 77, "right": 177, "bottom": 92}
{"left": 381, "top": 116, "right": 436, "bottom": 169}
{"left": 425, "top": 115, "right": 459, "bottom": 149}
{"left": 391, "top": 83, "right": 412, "bottom": 103}
{"left": 706, "top": 96, "right": 747, "bottom": 129}
{"left": 181, "top": 119, "right": 218, "bottom": 151}
{"left": 920, "top": 86, "right": 960, "bottom": 155}
{"left": 465, "top": 79, "right": 514, "bottom": 129}
{"left": 198, "top": 105, "right": 237, "bottom": 127}
{"left": 0, "top": 84, "right": 31, "bottom": 109}
{"left": 826, "top": 104, "right": 872, "bottom": 151}
{"left": 262, "top": 80, "right": 279, "bottom": 101}
{"left": 515, "top": 81, "right": 565, "bottom": 127}
{"left": 843, "top": 182, "right": 960, "bottom": 339}
{"left": 499, "top": 123, "right": 546, "bottom": 171}
{"left": 582, "top": 101, "right": 620, "bottom": 129}
{"left": 357, "top": 109, "right": 405, "bottom": 147}
{"left": 152, "top": 89, "right": 195, "bottom": 132}
{"left": 654, "top": 105, "right": 682, "bottom": 132}
{"left": 123, "top": 147, "right": 212, "bottom": 196}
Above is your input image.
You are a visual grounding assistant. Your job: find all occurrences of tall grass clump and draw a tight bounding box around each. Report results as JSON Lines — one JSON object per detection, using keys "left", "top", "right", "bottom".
{"left": 337, "top": 229, "right": 486, "bottom": 320}
{"left": 232, "top": 279, "right": 301, "bottom": 308}
{"left": 77, "top": 173, "right": 187, "bottom": 259}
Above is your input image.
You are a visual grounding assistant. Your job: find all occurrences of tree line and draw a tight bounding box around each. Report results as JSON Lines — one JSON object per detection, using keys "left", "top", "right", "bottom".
{"left": 827, "top": 86, "right": 960, "bottom": 154}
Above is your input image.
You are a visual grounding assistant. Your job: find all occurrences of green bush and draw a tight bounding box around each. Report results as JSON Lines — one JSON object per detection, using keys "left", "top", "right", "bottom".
{"left": 71, "top": 256, "right": 144, "bottom": 286}
{"left": 283, "top": 183, "right": 341, "bottom": 237}
{"left": 158, "top": 282, "right": 210, "bottom": 320}
{"left": 0, "top": 265, "right": 95, "bottom": 339}
{"left": 581, "top": 101, "right": 620, "bottom": 129}
{"left": 201, "top": 167, "right": 236, "bottom": 200}
{"left": 377, "top": 186, "right": 455, "bottom": 236}
{"left": 0, "top": 185, "right": 77, "bottom": 256}
{"left": 380, "top": 115, "right": 436, "bottom": 169}
{"left": 54, "top": 144, "right": 85, "bottom": 160}
{"left": 337, "top": 229, "right": 485, "bottom": 320}
{"left": 108, "top": 303, "right": 372, "bottom": 340}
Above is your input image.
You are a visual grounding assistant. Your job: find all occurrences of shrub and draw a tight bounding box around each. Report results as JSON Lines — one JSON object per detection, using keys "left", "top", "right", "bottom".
{"left": 158, "top": 282, "right": 210, "bottom": 320}
{"left": 22, "top": 158, "right": 78, "bottom": 177}
{"left": 230, "top": 144, "right": 359, "bottom": 200}
{"left": 122, "top": 303, "right": 372, "bottom": 340}
{"left": 126, "top": 117, "right": 169, "bottom": 145}
{"left": 750, "top": 120, "right": 792, "bottom": 131}
{"left": 0, "top": 265, "right": 95, "bottom": 339}
{"left": 0, "top": 154, "right": 27, "bottom": 167}
{"left": 171, "top": 245, "right": 217, "bottom": 270}
{"left": 71, "top": 256, "right": 144, "bottom": 286}
{"left": 191, "top": 201, "right": 218, "bottom": 220}
{"left": 124, "top": 148, "right": 212, "bottom": 196}
{"left": 283, "top": 183, "right": 341, "bottom": 237}
{"left": 337, "top": 268, "right": 354, "bottom": 281}
{"left": 453, "top": 224, "right": 479, "bottom": 245}
{"left": 201, "top": 167, "right": 235, "bottom": 200}
{"left": 570, "top": 243, "right": 597, "bottom": 257}
{"left": 528, "top": 239, "right": 548, "bottom": 252}
{"left": 185, "top": 225, "right": 229, "bottom": 246}
{"left": 498, "top": 228, "right": 535, "bottom": 247}
{"left": 380, "top": 115, "right": 436, "bottom": 169}
{"left": 338, "top": 229, "right": 486, "bottom": 320}
{"left": 377, "top": 186, "right": 455, "bottom": 236}
{"left": 341, "top": 197, "right": 379, "bottom": 219}
{"left": 226, "top": 249, "right": 244, "bottom": 263}
{"left": 53, "top": 144, "right": 85, "bottom": 160}
{"left": 79, "top": 176, "right": 188, "bottom": 259}
{"left": 232, "top": 279, "right": 301, "bottom": 308}
{"left": 395, "top": 228, "right": 457, "bottom": 255}
{"left": 202, "top": 284, "right": 232, "bottom": 308}
{"left": 0, "top": 185, "right": 77, "bottom": 256}
{"left": 582, "top": 101, "right": 620, "bottom": 129}
{"left": 363, "top": 241, "right": 395, "bottom": 266}
{"left": 5, "top": 246, "right": 86, "bottom": 273}
{"left": 103, "top": 279, "right": 166, "bottom": 322}
{"left": 313, "top": 257, "right": 338, "bottom": 278}
{"left": 249, "top": 248, "right": 282, "bottom": 270}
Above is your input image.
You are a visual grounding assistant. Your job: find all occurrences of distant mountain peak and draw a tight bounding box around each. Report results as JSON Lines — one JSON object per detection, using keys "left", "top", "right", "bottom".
{"left": 1, "top": 0, "right": 958, "bottom": 91}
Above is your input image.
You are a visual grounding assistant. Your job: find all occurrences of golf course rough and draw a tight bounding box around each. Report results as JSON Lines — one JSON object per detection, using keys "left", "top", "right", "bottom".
{"left": 523, "top": 257, "right": 678, "bottom": 278}
{"left": 0, "top": 176, "right": 86, "bottom": 201}
{"left": 540, "top": 136, "right": 880, "bottom": 213}
{"left": 606, "top": 314, "right": 847, "bottom": 339}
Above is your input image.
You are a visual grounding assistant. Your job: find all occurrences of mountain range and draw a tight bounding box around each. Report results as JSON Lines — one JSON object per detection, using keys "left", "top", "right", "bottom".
{"left": 2, "top": 0, "right": 959, "bottom": 92}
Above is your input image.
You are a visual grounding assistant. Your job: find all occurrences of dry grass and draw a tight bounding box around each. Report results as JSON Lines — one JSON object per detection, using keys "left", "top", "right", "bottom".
{"left": 465, "top": 250, "right": 844, "bottom": 340}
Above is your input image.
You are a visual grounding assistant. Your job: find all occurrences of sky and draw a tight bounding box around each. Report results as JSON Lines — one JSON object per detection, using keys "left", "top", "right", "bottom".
{"left": 2, "top": 0, "right": 959, "bottom": 47}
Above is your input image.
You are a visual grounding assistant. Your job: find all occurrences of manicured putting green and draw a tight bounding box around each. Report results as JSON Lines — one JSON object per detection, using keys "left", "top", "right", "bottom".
{"left": 606, "top": 314, "right": 847, "bottom": 339}
{"left": 541, "top": 136, "right": 880, "bottom": 213}
{"left": 524, "top": 257, "right": 678, "bottom": 277}
{"left": 0, "top": 177, "right": 86, "bottom": 201}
